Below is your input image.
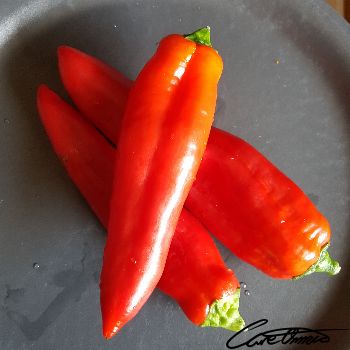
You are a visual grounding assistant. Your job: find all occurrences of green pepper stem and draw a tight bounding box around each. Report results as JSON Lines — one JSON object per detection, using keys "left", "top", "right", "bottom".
{"left": 184, "top": 27, "right": 212, "bottom": 47}
{"left": 293, "top": 244, "right": 341, "bottom": 280}
{"left": 201, "top": 289, "right": 245, "bottom": 332}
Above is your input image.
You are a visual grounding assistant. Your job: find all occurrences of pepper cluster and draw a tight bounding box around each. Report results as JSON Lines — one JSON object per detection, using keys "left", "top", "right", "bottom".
{"left": 37, "top": 28, "right": 340, "bottom": 339}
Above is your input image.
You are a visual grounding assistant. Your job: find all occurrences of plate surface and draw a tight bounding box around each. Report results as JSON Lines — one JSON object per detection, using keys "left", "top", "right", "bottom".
{"left": 0, "top": 0, "right": 349, "bottom": 349}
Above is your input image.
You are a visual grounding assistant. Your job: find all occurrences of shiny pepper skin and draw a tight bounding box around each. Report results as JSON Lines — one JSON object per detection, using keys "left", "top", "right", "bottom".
{"left": 58, "top": 44, "right": 339, "bottom": 282}
{"left": 37, "top": 84, "right": 241, "bottom": 332}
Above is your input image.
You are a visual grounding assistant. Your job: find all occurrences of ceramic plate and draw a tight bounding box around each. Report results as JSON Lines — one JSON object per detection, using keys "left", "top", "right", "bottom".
{"left": 0, "top": 1, "right": 349, "bottom": 349}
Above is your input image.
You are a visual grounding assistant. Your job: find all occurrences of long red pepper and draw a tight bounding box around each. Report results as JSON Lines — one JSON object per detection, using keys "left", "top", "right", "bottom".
{"left": 37, "top": 85, "right": 244, "bottom": 331}
{"left": 55, "top": 44, "right": 132, "bottom": 143}
{"left": 58, "top": 44, "right": 340, "bottom": 280}
{"left": 101, "top": 28, "right": 222, "bottom": 338}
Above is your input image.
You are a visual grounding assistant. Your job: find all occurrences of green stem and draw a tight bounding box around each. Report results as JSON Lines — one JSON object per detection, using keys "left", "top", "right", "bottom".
{"left": 201, "top": 289, "right": 245, "bottom": 332}
{"left": 293, "top": 244, "right": 341, "bottom": 280}
{"left": 184, "top": 27, "right": 212, "bottom": 47}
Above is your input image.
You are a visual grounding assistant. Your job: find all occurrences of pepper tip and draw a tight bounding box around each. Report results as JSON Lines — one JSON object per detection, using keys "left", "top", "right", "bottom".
{"left": 184, "top": 26, "right": 212, "bottom": 48}
{"left": 293, "top": 244, "right": 341, "bottom": 279}
{"left": 103, "top": 326, "right": 119, "bottom": 340}
{"left": 201, "top": 289, "right": 245, "bottom": 332}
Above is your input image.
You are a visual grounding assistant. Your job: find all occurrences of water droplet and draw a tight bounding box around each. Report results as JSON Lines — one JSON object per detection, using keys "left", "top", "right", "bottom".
{"left": 3, "top": 118, "right": 10, "bottom": 125}
{"left": 197, "top": 5, "right": 201, "bottom": 10}
{"left": 274, "top": 59, "right": 280, "bottom": 64}
{"left": 178, "top": 18, "right": 182, "bottom": 22}
{"left": 280, "top": 219, "right": 286, "bottom": 224}
{"left": 113, "top": 24, "right": 118, "bottom": 29}
{"left": 240, "top": 281, "right": 247, "bottom": 289}
{"left": 33, "top": 263, "right": 40, "bottom": 269}
{"left": 258, "top": 135, "right": 262, "bottom": 138}
{"left": 244, "top": 290, "right": 251, "bottom": 296}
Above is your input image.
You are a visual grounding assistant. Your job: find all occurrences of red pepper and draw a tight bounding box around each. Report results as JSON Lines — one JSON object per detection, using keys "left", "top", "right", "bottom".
{"left": 57, "top": 43, "right": 132, "bottom": 143}
{"left": 58, "top": 44, "right": 340, "bottom": 280}
{"left": 37, "top": 85, "right": 244, "bottom": 332}
{"left": 187, "top": 130, "right": 340, "bottom": 279}
{"left": 104, "top": 28, "right": 222, "bottom": 337}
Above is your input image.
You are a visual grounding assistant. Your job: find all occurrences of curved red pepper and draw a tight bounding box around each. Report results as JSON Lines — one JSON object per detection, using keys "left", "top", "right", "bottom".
{"left": 37, "top": 85, "right": 243, "bottom": 332}
{"left": 101, "top": 29, "right": 223, "bottom": 337}
{"left": 58, "top": 45, "right": 340, "bottom": 280}
{"left": 187, "top": 130, "right": 339, "bottom": 278}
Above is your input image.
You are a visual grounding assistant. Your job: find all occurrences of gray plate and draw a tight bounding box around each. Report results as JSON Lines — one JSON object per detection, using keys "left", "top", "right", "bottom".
{"left": 0, "top": 0, "right": 349, "bottom": 349}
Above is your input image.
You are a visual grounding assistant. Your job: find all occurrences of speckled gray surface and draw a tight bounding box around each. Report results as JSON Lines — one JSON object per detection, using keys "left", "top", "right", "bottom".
{"left": 0, "top": 0, "right": 349, "bottom": 349}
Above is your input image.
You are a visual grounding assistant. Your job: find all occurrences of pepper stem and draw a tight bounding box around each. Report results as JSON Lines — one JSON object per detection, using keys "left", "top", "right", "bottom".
{"left": 184, "top": 27, "right": 212, "bottom": 47}
{"left": 201, "top": 289, "right": 245, "bottom": 332}
{"left": 293, "top": 244, "right": 341, "bottom": 280}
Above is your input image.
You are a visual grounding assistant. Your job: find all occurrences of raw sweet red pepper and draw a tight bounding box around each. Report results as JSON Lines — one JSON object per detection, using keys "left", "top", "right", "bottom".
{"left": 58, "top": 44, "right": 340, "bottom": 280}
{"left": 37, "top": 85, "right": 244, "bottom": 332}
{"left": 100, "top": 28, "right": 223, "bottom": 338}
